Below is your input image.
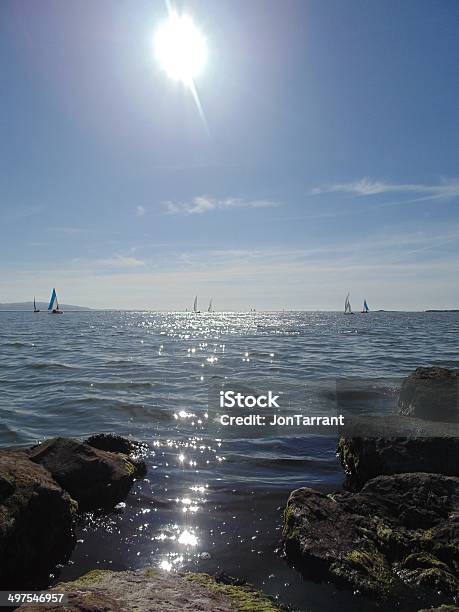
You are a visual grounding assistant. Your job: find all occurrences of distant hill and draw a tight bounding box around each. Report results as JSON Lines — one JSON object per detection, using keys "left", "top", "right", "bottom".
{"left": 0, "top": 302, "right": 91, "bottom": 311}
{"left": 425, "top": 309, "right": 459, "bottom": 312}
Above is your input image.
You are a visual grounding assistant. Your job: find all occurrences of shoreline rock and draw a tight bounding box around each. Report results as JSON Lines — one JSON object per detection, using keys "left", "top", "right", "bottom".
{"left": 29, "top": 437, "right": 146, "bottom": 510}
{"left": 283, "top": 367, "right": 459, "bottom": 607}
{"left": 283, "top": 473, "right": 459, "bottom": 605}
{"left": 398, "top": 367, "right": 458, "bottom": 422}
{"left": 19, "top": 567, "right": 282, "bottom": 611}
{"left": 0, "top": 451, "right": 76, "bottom": 589}
{"left": 337, "top": 436, "right": 459, "bottom": 491}
{"left": 338, "top": 367, "right": 459, "bottom": 491}
{"left": 0, "top": 434, "right": 147, "bottom": 590}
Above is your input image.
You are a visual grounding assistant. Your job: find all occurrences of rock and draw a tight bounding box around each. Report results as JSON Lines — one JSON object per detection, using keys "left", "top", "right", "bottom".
{"left": 337, "top": 436, "right": 459, "bottom": 490}
{"left": 283, "top": 472, "right": 459, "bottom": 605}
{"left": 86, "top": 433, "right": 148, "bottom": 478}
{"left": 86, "top": 433, "right": 144, "bottom": 456}
{"left": 0, "top": 450, "right": 76, "bottom": 589}
{"left": 398, "top": 367, "right": 458, "bottom": 422}
{"left": 19, "top": 567, "right": 282, "bottom": 611}
{"left": 200, "top": 551, "right": 212, "bottom": 560}
{"left": 28, "top": 437, "right": 145, "bottom": 511}
{"left": 419, "top": 606, "right": 459, "bottom": 611}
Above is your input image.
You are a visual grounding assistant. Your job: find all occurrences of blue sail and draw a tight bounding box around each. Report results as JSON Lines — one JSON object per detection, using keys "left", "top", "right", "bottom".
{"left": 48, "top": 288, "right": 57, "bottom": 310}
{"left": 364, "top": 299, "right": 369, "bottom": 312}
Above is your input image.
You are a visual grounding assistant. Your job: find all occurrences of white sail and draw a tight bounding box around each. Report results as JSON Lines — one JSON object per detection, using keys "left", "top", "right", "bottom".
{"left": 344, "top": 293, "right": 352, "bottom": 314}
{"left": 193, "top": 296, "right": 198, "bottom": 313}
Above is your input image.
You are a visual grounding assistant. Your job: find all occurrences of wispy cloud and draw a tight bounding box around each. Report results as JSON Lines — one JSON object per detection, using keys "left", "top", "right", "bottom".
{"left": 135, "top": 205, "right": 146, "bottom": 217}
{"left": 4, "top": 224, "right": 459, "bottom": 309}
{"left": 163, "top": 196, "right": 281, "bottom": 215}
{"left": 96, "top": 255, "right": 145, "bottom": 268}
{"left": 311, "top": 178, "right": 459, "bottom": 198}
{"left": 168, "top": 227, "right": 459, "bottom": 272}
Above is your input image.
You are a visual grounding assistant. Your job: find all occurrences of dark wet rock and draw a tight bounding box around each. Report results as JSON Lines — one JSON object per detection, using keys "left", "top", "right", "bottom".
{"left": 28, "top": 437, "right": 145, "bottom": 510}
{"left": 398, "top": 367, "right": 458, "bottom": 422}
{"left": 283, "top": 472, "right": 459, "bottom": 604}
{"left": 0, "top": 450, "right": 76, "bottom": 589}
{"left": 86, "top": 433, "right": 148, "bottom": 478}
{"left": 86, "top": 433, "right": 143, "bottom": 456}
{"left": 0, "top": 471, "right": 15, "bottom": 501}
{"left": 337, "top": 436, "right": 459, "bottom": 491}
{"left": 419, "top": 606, "right": 459, "bottom": 611}
{"left": 19, "top": 567, "right": 282, "bottom": 611}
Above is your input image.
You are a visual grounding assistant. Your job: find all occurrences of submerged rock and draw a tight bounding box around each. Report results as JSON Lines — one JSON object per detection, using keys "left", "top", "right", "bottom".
{"left": 398, "top": 367, "right": 458, "bottom": 422}
{"left": 0, "top": 450, "right": 76, "bottom": 588}
{"left": 19, "top": 567, "right": 282, "bottom": 611}
{"left": 337, "top": 436, "right": 459, "bottom": 490}
{"left": 283, "top": 472, "right": 459, "bottom": 605}
{"left": 28, "top": 437, "right": 146, "bottom": 511}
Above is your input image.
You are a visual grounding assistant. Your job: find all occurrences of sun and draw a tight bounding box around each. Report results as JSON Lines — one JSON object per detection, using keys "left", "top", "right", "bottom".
{"left": 154, "top": 12, "right": 207, "bottom": 85}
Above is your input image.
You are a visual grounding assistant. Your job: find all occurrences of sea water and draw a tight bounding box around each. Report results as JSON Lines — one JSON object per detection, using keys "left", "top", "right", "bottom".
{"left": 1, "top": 310, "right": 458, "bottom": 610}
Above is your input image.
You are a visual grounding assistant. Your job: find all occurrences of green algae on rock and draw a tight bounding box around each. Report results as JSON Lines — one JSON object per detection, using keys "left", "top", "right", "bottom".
{"left": 282, "top": 472, "right": 459, "bottom": 606}
{"left": 19, "top": 567, "right": 282, "bottom": 611}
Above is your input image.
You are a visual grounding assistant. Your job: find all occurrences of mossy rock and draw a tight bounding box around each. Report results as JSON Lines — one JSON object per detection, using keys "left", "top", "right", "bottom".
{"left": 330, "top": 549, "right": 396, "bottom": 598}
{"left": 282, "top": 473, "right": 459, "bottom": 606}
{"left": 19, "top": 567, "right": 282, "bottom": 611}
{"left": 186, "top": 573, "right": 280, "bottom": 611}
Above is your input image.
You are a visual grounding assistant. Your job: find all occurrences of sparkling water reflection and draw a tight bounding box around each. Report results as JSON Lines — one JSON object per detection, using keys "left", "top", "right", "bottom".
{"left": 1, "top": 310, "right": 458, "bottom": 610}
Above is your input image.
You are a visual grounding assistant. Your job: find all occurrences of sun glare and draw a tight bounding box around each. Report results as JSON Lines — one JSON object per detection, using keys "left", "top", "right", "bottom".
{"left": 154, "top": 12, "right": 207, "bottom": 85}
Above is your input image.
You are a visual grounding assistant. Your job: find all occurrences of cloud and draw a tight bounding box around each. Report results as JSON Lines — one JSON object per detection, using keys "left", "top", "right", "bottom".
{"left": 4, "top": 222, "right": 459, "bottom": 310}
{"left": 135, "top": 205, "right": 146, "bottom": 217}
{"left": 163, "top": 196, "right": 280, "bottom": 215}
{"left": 311, "top": 178, "right": 459, "bottom": 198}
{"left": 96, "top": 255, "right": 145, "bottom": 268}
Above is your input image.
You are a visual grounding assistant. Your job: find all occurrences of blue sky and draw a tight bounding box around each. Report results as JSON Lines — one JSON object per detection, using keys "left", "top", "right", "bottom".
{"left": 1, "top": 0, "right": 458, "bottom": 310}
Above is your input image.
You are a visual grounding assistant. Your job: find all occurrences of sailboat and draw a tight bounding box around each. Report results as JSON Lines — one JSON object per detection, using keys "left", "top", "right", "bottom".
{"left": 207, "top": 298, "right": 213, "bottom": 313}
{"left": 361, "top": 299, "right": 370, "bottom": 313}
{"left": 193, "top": 296, "right": 200, "bottom": 314}
{"left": 33, "top": 297, "right": 40, "bottom": 313}
{"left": 48, "top": 288, "right": 63, "bottom": 314}
{"left": 344, "top": 293, "right": 353, "bottom": 315}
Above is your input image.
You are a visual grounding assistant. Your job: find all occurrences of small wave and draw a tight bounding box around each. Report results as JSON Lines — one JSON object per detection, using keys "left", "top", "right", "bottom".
{"left": 85, "top": 380, "right": 156, "bottom": 390}
{"left": 226, "top": 454, "right": 339, "bottom": 471}
{"left": 105, "top": 358, "right": 140, "bottom": 366}
{"left": 27, "top": 361, "right": 80, "bottom": 370}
